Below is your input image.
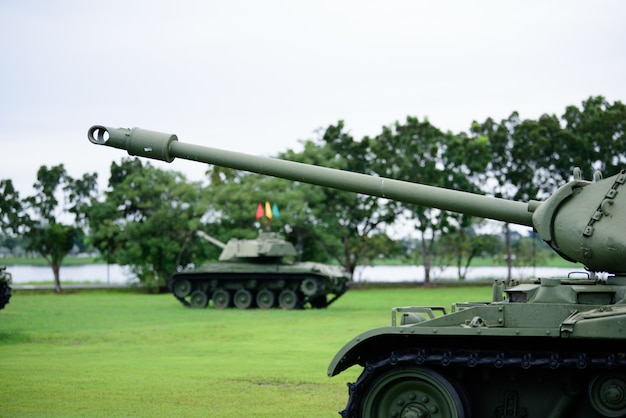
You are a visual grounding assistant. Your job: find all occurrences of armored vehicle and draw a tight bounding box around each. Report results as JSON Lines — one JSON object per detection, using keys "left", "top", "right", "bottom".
{"left": 168, "top": 230, "right": 350, "bottom": 309}
{"left": 0, "top": 266, "right": 12, "bottom": 310}
{"left": 89, "top": 125, "right": 626, "bottom": 417}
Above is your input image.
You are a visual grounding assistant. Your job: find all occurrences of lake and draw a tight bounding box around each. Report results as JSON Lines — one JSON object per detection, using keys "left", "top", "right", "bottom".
{"left": 7, "top": 263, "right": 590, "bottom": 285}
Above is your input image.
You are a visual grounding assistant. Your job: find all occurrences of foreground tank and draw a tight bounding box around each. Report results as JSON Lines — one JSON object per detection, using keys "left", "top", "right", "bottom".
{"left": 0, "top": 266, "right": 12, "bottom": 310}
{"left": 169, "top": 230, "right": 350, "bottom": 309}
{"left": 89, "top": 126, "right": 626, "bottom": 417}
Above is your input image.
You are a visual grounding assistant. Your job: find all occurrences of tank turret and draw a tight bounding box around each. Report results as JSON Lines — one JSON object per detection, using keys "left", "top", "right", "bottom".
{"left": 89, "top": 125, "right": 626, "bottom": 417}
{"left": 197, "top": 230, "right": 298, "bottom": 262}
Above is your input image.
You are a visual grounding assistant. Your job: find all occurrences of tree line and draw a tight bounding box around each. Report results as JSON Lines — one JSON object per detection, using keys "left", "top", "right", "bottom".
{"left": 1, "top": 96, "right": 625, "bottom": 292}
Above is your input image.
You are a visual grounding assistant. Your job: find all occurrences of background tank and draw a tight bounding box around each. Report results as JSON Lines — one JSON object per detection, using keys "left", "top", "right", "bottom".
{"left": 169, "top": 230, "right": 350, "bottom": 309}
{"left": 89, "top": 126, "right": 626, "bottom": 417}
{"left": 0, "top": 266, "right": 12, "bottom": 310}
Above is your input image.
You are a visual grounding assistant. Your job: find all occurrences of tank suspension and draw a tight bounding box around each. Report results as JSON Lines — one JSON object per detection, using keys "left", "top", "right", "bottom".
{"left": 341, "top": 346, "right": 626, "bottom": 417}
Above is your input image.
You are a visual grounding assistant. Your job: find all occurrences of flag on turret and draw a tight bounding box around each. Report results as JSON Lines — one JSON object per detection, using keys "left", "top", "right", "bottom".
{"left": 272, "top": 203, "right": 280, "bottom": 219}
{"left": 265, "top": 201, "right": 272, "bottom": 219}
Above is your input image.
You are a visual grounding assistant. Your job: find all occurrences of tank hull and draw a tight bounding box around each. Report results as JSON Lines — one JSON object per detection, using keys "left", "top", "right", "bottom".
{"left": 336, "top": 335, "right": 625, "bottom": 417}
{"left": 329, "top": 283, "right": 626, "bottom": 417}
{"left": 168, "top": 261, "right": 350, "bottom": 309}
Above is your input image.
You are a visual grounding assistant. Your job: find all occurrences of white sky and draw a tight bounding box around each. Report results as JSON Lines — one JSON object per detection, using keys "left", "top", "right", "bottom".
{"left": 1, "top": 0, "right": 625, "bottom": 199}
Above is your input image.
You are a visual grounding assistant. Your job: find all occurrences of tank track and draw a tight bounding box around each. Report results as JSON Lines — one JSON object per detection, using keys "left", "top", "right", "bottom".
{"left": 170, "top": 288, "right": 341, "bottom": 309}
{"left": 168, "top": 274, "right": 348, "bottom": 309}
{"left": 341, "top": 341, "right": 626, "bottom": 417}
{"left": 172, "top": 291, "right": 191, "bottom": 307}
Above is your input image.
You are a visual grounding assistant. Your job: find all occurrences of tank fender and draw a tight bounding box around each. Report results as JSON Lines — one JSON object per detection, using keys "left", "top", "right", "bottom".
{"left": 328, "top": 326, "right": 409, "bottom": 377}
{"left": 560, "top": 305, "right": 626, "bottom": 338}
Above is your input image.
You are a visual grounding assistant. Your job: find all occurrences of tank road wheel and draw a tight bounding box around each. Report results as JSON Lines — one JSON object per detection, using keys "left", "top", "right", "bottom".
{"left": 256, "top": 289, "right": 276, "bottom": 309}
{"left": 188, "top": 290, "right": 209, "bottom": 308}
{"left": 359, "top": 367, "right": 467, "bottom": 418}
{"left": 278, "top": 289, "right": 300, "bottom": 310}
{"left": 172, "top": 279, "right": 193, "bottom": 298}
{"left": 233, "top": 289, "right": 254, "bottom": 309}
{"left": 300, "top": 277, "right": 321, "bottom": 297}
{"left": 589, "top": 373, "right": 626, "bottom": 417}
{"left": 212, "top": 289, "right": 231, "bottom": 309}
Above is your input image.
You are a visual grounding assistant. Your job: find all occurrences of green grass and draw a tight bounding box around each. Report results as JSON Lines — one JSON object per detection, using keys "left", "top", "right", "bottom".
{"left": 0, "top": 286, "right": 490, "bottom": 417}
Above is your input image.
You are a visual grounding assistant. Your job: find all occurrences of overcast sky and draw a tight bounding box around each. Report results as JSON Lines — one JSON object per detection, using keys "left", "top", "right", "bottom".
{"left": 1, "top": 0, "right": 625, "bottom": 199}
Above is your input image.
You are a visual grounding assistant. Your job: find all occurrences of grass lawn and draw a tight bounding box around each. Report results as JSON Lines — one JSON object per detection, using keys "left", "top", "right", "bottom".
{"left": 1, "top": 286, "right": 491, "bottom": 417}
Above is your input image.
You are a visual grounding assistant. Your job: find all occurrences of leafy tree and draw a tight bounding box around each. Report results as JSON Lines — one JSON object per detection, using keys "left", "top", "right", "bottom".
{"left": 20, "top": 165, "right": 97, "bottom": 293}
{"left": 88, "top": 158, "right": 208, "bottom": 290}
{"left": 279, "top": 122, "right": 396, "bottom": 273}
{"left": 358, "top": 232, "right": 405, "bottom": 265}
{"left": 470, "top": 114, "right": 520, "bottom": 283}
{"left": 470, "top": 112, "right": 567, "bottom": 282}
{"left": 470, "top": 97, "right": 626, "bottom": 281}
{"left": 1, "top": 179, "right": 26, "bottom": 256}
{"left": 0, "top": 179, "right": 24, "bottom": 234}
{"left": 370, "top": 116, "right": 487, "bottom": 283}
{"left": 208, "top": 121, "right": 396, "bottom": 274}
{"left": 438, "top": 229, "right": 503, "bottom": 280}
{"left": 208, "top": 169, "right": 330, "bottom": 262}
{"left": 511, "top": 234, "right": 549, "bottom": 270}
{"left": 561, "top": 96, "right": 626, "bottom": 178}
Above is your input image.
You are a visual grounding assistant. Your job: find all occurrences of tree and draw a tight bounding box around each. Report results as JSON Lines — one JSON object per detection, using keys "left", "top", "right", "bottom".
{"left": 561, "top": 96, "right": 626, "bottom": 178}
{"left": 438, "top": 229, "right": 503, "bottom": 280}
{"left": 1, "top": 179, "right": 26, "bottom": 256}
{"left": 370, "top": 116, "right": 487, "bottom": 284}
{"left": 471, "top": 97, "right": 626, "bottom": 282}
{"left": 470, "top": 114, "right": 520, "bottom": 283}
{"left": 21, "top": 165, "right": 97, "bottom": 293}
{"left": 279, "top": 122, "right": 396, "bottom": 274}
{"left": 208, "top": 168, "right": 330, "bottom": 262}
{"left": 0, "top": 179, "right": 24, "bottom": 235}
{"left": 87, "top": 158, "right": 208, "bottom": 291}
{"left": 511, "top": 233, "right": 549, "bottom": 270}
{"left": 358, "top": 232, "right": 405, "bottom": 265}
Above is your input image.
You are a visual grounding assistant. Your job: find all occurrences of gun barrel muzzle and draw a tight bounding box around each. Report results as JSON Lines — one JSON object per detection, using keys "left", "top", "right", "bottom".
{"left": 87, "top": 125, "right": 178, "bottom": 162}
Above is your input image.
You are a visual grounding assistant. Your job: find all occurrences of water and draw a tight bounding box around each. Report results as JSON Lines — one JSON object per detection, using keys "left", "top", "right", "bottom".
{"left": 7, "top": 264, "right": 589, "bottom": 285}
{"left": 354, "top": 265, "right": 594, "bottom": 283}
{"left": 8, "top": 264, "right": 133, "bottom": 285}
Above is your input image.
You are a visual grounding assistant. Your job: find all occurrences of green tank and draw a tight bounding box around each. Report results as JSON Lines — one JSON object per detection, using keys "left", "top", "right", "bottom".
{"left": 169, "top": 230, "right": 350, "bottom": 309}
{"left": 0, "top": 266, "right": 12, "bottom": 310}
{"left": 89, "top": 125, "right": 626, "bottom": 417}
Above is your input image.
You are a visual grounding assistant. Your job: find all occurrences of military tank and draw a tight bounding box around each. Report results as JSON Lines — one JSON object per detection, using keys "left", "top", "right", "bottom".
{"left": 168, "top": 230, "right": 350, "bottom": 309}
{"left": 0, "top": 266, "right": 12, "bottom": 310}
{"left": 88, "top": 125, "right": 626, "bottom": 417}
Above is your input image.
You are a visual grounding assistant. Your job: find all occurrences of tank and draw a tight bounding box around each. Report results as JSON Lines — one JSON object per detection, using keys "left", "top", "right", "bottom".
{"left": 88, "top": 125, "right": 626, "bottom": 417}
{"left": 0, "top": 266, "right": 12, "bottom": 310}
{"left": 168, "top": 230, "right": 350, "bottom": 309}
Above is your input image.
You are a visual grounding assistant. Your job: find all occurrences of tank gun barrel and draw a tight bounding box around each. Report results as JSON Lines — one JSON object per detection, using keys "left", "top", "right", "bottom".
{"left": 196, "top": 230, "right": 226, "bottom": 249}
{"left": 87, "top": 125, "right": 534, "bottom": 226}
